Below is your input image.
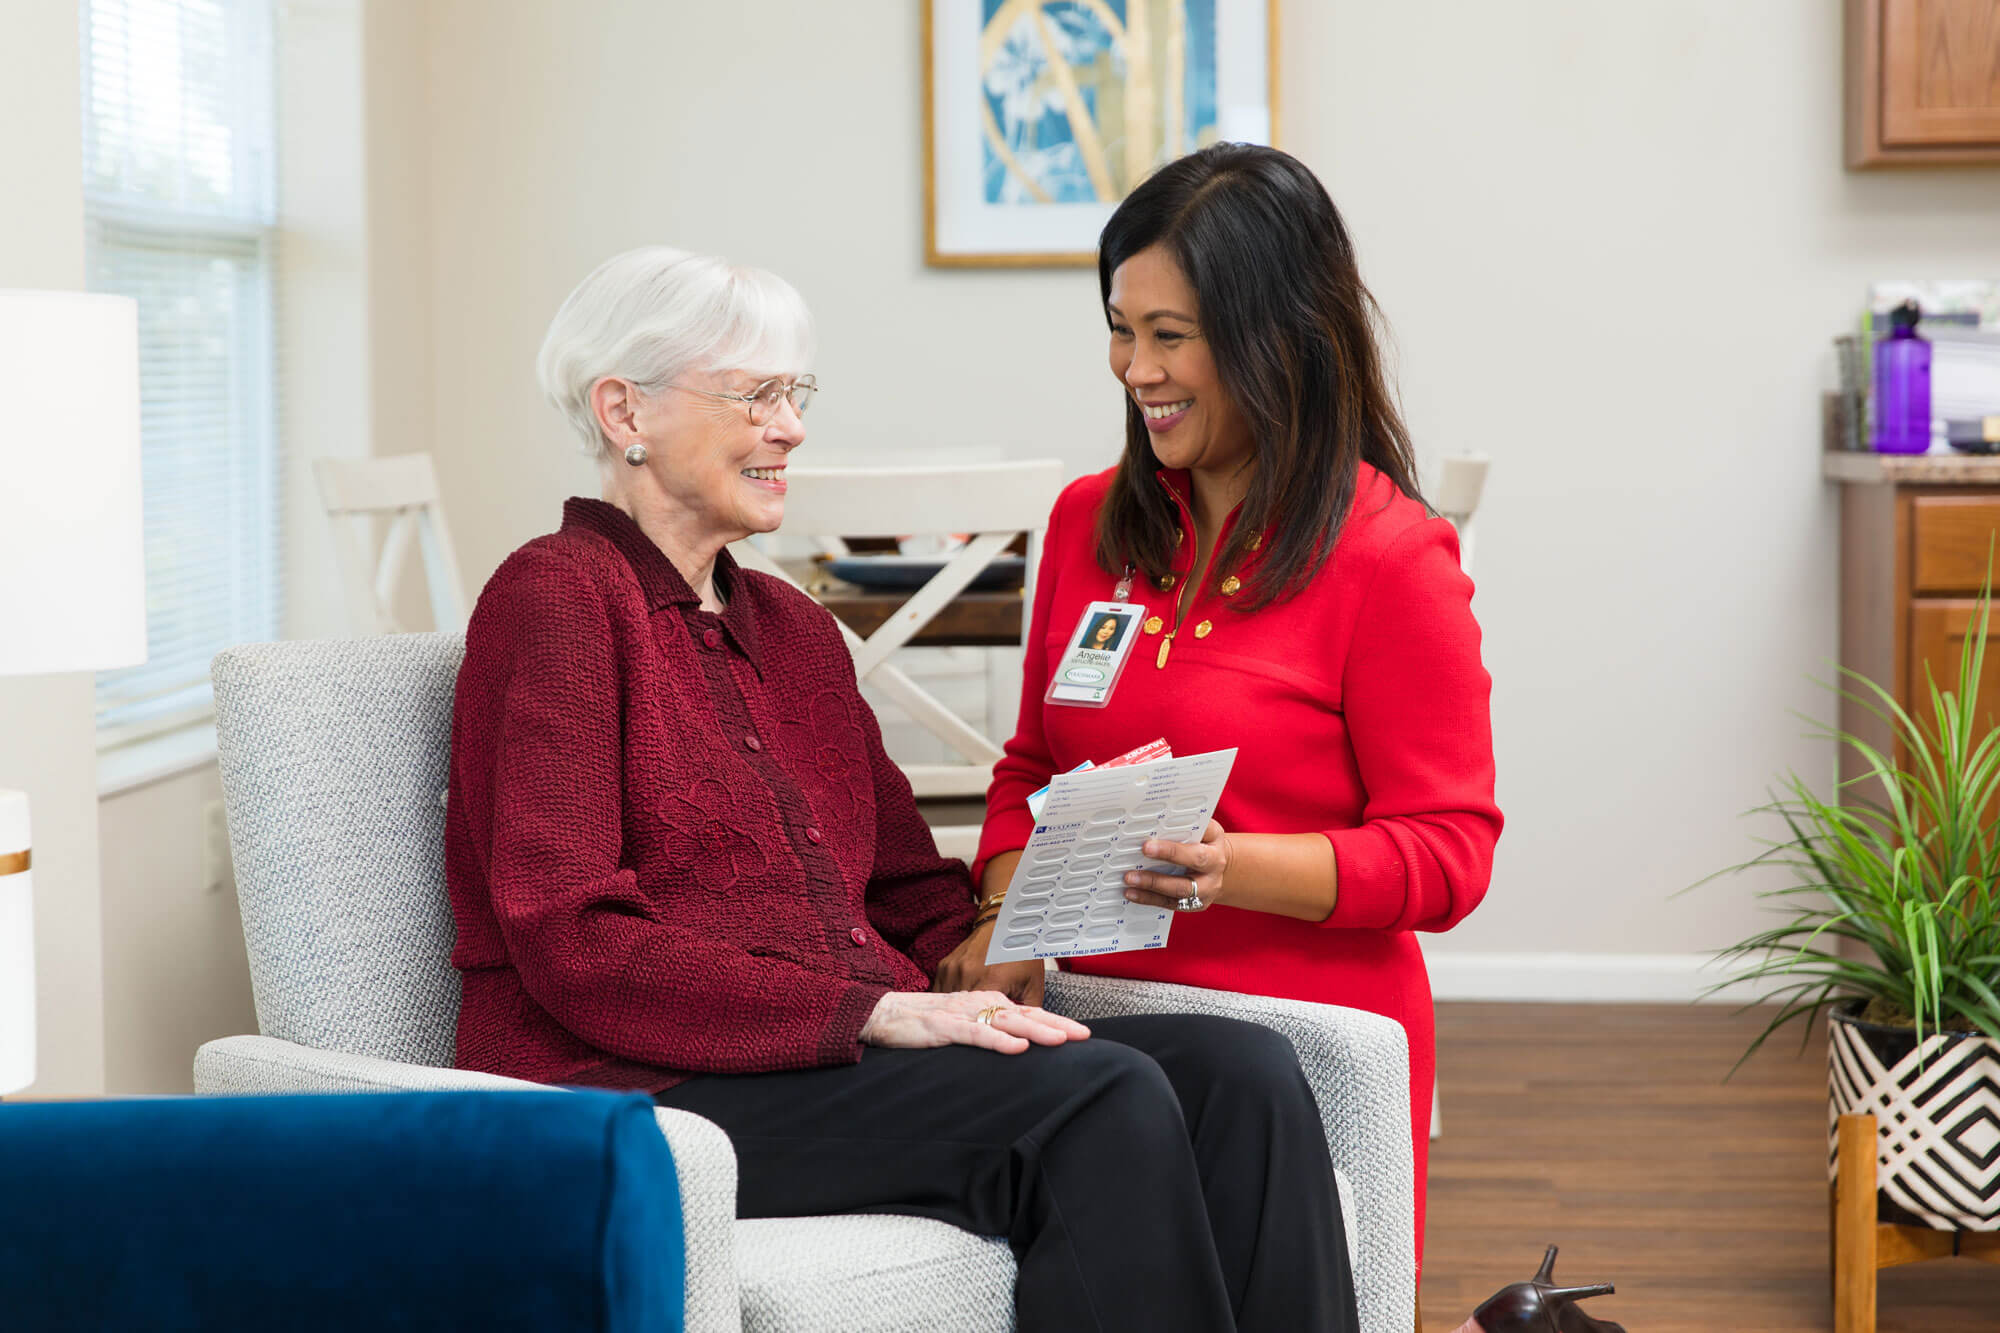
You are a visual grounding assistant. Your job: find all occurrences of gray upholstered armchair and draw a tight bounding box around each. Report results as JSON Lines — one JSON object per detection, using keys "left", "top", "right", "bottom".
{"left": 195, "top": 634, "right": 1414, "bottom": 1332}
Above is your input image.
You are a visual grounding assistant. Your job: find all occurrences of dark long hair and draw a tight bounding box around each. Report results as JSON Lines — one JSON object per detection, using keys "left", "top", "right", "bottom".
{"left": 1092, "top": 143, "right": 1423, "bottom": 611}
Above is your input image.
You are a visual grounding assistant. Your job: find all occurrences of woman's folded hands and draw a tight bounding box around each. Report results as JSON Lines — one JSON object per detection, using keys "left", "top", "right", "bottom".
{"left": 859, "top": 989, "right": 1090, "bottom": 1054}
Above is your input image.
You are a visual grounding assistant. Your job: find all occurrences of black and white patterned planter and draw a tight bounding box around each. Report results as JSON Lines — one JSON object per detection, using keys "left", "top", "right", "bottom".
{"left": 1828, "top": 1003, "right": 2000, "bottom": 1231}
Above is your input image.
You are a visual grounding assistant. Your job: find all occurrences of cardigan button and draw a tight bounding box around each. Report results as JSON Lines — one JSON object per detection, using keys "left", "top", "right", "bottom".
{"left": 702, "top": 628, "right": 722, "bottom": 649}
{"left": 743, "top": 734, "right": 762, "bottom": 752}
{"left": 849, "top": 926, "right": 868, "bottom": 946}
{"left": 805, "top": 826, "right": 824, "bottom": 845}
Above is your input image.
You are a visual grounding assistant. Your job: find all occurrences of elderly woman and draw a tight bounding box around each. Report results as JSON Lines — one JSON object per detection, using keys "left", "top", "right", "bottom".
{"left": 443, "top": 246, "right": 1356, "bottom": 1332}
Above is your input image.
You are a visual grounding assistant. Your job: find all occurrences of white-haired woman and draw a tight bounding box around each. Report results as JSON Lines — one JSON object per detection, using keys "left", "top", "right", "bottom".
{"left": 443, "top": 246, "right": 1357, "bottom": 1333}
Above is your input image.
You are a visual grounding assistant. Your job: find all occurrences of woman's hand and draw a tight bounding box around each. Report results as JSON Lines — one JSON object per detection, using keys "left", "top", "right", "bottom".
{"left": 1122, "top": 819, "right": 1233, "bottom": 912}
{"left": 933, "top": 920, "right": 1046, "bottom": 1005}
{"left": 859, "top": 989, "right": 1088, "bottom": 1054}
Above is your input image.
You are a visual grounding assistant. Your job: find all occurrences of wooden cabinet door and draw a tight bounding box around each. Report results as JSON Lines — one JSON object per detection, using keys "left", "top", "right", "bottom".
{"left": 1881, "top": 0, "right": 2000, "bottom": 147}
{"left": 1849, "top": 0, "right": 2000, "bottom": 163}
{"left": 1908, "top": 600, "right": 2000, "bottom": 755}
{"left": 1910, "top": 496, "right": 2000, "bottom": 593}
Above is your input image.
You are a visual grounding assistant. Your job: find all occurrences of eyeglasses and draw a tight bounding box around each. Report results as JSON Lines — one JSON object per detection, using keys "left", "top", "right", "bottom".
{"left": 666, "top": 375, "right": 818, "bottom": 426}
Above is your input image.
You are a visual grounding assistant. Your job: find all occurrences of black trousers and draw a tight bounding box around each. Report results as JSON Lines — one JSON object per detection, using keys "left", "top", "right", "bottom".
{"left": 655, "top": 1013, "right": 1356, "bottom": 1333}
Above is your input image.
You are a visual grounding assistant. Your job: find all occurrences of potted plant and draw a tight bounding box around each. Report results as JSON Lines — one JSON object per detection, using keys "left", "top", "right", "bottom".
{"left": 1699, "top": 586, "right": 2000, "bottom": 1233}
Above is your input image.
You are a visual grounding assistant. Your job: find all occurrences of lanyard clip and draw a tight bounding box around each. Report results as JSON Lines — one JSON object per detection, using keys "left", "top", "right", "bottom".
{"left": 1112, "top": 564, "right": 1135, "bottom": 602}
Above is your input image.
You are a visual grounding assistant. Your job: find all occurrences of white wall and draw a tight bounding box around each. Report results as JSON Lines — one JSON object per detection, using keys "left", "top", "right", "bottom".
{"left": 99, "top": 767, "right": 256, "bottom": 1093}
{"left": 0, "top": 0, "right": 107, "bottom": 1097}
{"left": 402, "top": 0, "right": 1118, "bottom": 583}
{"left": 380, "top": 0, "right": 2000, "bottom": 991}
{"left": 1305, "top": 1, "right": 2000, "bottom": 981}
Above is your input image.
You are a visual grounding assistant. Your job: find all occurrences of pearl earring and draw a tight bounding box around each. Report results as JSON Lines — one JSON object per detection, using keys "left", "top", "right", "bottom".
{"left": 623, "top": 444, "right": 648, "bottom": 467}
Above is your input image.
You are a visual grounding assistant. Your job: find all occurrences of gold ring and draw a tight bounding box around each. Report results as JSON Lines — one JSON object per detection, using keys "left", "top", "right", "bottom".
{"left": 0, "top": 849, "right": 28, "bottom": 877}
{"left": 975, "top": 1005, "right": 1004, "bottom": 1026}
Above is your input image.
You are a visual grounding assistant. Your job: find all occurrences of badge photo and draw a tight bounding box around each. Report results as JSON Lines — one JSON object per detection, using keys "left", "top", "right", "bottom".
{"left": 1046, "top": 601, "right": 1146, "bottom": 708}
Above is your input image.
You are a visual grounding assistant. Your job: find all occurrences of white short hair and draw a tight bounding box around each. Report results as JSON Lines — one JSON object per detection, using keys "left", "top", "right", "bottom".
{"left": 536, "top": 246, "right": 815, "bottom": 456}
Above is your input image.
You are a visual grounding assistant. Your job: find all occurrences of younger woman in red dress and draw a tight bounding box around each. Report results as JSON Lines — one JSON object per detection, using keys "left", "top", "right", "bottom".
{"left": 939, "top": 144, "right": 1504, "bottom": 1277}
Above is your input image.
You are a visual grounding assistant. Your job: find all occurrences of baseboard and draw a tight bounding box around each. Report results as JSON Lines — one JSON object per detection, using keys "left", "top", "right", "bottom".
{"left": 1421, "top": 951, "right": 1764, "bottom": 1004}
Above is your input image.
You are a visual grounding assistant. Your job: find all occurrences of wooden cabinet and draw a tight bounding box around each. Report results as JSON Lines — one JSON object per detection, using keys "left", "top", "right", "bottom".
{"left": 1829, "top": 454, "right": 2000, "bottom": 787}
{"left": 1910, "top": 600, "right": 2000, "bottom": 716}
{"left": 1847, "top": 0, "right": 2000, "bottom": 167}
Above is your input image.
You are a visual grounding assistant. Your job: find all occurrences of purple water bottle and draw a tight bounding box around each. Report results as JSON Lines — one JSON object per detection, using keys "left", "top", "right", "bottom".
{"left": 1872, "top": 299, "right": 1931, "bottom": 455}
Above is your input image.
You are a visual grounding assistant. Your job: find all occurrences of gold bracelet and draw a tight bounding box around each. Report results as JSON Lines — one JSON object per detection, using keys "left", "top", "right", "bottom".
{"left": 976, "top": 891, "right": 1008, "bottom": 913}
{"left": 971, "top": 908, "right": 1004, "bottom": 930}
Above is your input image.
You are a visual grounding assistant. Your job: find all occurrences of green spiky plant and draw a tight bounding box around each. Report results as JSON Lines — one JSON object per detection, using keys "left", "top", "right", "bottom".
{"left": 1696, "top": 577, "right": 2000, "bottom": 1074}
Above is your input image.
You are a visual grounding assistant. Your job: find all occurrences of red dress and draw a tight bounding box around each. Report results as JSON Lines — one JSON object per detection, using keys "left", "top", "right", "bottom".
{"left": 975, "top": 463, "right": 1501, "bottom": 1271}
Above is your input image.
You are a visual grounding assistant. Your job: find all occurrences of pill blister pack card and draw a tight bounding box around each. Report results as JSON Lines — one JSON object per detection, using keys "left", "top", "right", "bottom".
{"left": 983, "top": 749, "right": 1238, "bottom": 964}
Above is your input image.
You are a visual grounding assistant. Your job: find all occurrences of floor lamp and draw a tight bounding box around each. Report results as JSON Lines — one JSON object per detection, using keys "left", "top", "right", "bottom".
{"left": 0, "top": 291, "right": 146, "bottom": 1098}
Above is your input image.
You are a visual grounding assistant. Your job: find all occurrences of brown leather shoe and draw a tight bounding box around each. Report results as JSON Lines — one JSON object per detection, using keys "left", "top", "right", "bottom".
{"left": 1465, "top": 1246, "right": 1626, "bottom": 1333}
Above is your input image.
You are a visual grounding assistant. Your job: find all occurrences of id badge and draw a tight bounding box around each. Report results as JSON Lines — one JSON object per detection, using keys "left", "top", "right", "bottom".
{"left": 1045, "top": 601, "right": 1147, "bottom": 708}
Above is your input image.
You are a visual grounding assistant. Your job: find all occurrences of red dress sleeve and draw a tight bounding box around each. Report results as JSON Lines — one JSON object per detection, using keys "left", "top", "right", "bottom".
{"left": 1319, "top": 520, "right": 1502, "bottom": 933}
{"left": 457, "top": 549, "right": 889, "bottom": 1074}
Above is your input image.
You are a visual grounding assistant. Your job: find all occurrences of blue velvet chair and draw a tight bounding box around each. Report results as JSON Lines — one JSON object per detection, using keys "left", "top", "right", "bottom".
{"left": 0, "top": 1090, "right": 682, "bottom": 1331}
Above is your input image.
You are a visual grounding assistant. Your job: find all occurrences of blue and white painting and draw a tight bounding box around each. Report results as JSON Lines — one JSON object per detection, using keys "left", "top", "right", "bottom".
{"left": 927, "top": 0, "right": 1269, "bottom": 263}
{"left": 979, "top": 0, "right": 1220, "bottom": 206}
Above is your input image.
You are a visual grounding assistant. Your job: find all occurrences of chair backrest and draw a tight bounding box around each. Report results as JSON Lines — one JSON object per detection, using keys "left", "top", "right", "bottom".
{"left": 314, "top": 453, "right": 471, "bottom": 635}
{"left": 1433, "top": 453, "right": 1489, "bottom": 576}
{"left": 732, "top": 460, "right": 1066, "bottom": 800}
{"left": 210, "top": 632, "right": 466, "bottom": 1066}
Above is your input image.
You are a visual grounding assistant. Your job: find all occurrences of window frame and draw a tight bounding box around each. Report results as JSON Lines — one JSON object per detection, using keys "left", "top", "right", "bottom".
{"left": 80, "top": 0, "right": 283, "bottom": 755}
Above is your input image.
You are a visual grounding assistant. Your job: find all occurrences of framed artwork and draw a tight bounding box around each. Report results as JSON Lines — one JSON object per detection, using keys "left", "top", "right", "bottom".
{"left": 923, "top": 0, "right": 1279, "bottom": 268}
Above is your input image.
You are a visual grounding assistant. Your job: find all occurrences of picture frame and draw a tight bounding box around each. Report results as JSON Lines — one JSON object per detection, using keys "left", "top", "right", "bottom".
{"left": 923, "top": 0, "right": 1280, "bottom": 269}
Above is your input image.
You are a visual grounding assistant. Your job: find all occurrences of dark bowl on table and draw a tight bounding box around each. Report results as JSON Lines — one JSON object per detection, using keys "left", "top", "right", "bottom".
{"left": 823, "top": 555, "right": 1027, "bottom": 593}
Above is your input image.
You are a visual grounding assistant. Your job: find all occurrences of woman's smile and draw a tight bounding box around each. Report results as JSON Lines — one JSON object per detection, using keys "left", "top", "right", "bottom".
{"left": 1140, "top": 397, "right": 1194, "bottom": 433}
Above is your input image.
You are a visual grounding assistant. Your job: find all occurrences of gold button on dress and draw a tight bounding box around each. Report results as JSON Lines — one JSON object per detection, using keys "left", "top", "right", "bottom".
{"left": 1155, "top": 573, "right": 1177, "bottom": 591}
{"left": 1194, "top": 620, "right": 1213, "bottom": 639}
{"left": 1220, "top": 575, "right": 1241, "bottom": 596}
{"left": 1143, "top": 616, "right": 1164, "bottom": 634}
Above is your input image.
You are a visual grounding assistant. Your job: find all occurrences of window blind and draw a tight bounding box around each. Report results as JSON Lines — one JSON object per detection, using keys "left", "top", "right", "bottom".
{"left": 81, "top": 0, "right": 281, "bottom": 744}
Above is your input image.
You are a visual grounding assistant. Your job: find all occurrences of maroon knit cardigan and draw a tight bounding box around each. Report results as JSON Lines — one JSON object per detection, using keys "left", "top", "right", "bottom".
{"left": 445, "top": 498, "right": 976, "bottom": 1092}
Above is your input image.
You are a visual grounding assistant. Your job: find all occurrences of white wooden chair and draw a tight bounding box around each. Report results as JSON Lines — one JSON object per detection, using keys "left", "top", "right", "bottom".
{"left": 731, "top": 461, "right": 1067, "bottom": 863}
{"left": 1434, "top": 453, "right": 1488, "bottom": 577}
{"left": 1427, "top": 451, "right": 1489, "bottom": 1143}
{"left": 313, "top": 453, "right": 471, "bottom": 636}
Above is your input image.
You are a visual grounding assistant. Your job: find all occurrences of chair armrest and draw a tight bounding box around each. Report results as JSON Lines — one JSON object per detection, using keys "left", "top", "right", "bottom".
{"left": 652, "top": 1107, "right": 742, "bottom": 1333}
{"left": 195, "top": 1035, "right": 543, "bottom": 1094}
{"left": 196, "top": 1036, "right": 744, "bottom": 1333}
{"left": 1042, "top": 972, "right": 1415, "bottom": 1333}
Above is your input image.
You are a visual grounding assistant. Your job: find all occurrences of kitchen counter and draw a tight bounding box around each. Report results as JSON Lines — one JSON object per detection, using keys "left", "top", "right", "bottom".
{"left": 1822, "top": 451, "right": 2000, "bottom": 484}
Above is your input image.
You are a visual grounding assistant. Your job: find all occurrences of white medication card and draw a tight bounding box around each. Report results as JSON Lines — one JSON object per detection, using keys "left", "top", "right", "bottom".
{"left": 984, "top": 749, "right": 1238, "bottom": 964}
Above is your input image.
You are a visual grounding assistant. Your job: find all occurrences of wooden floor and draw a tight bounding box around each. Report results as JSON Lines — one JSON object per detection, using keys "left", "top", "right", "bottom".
{"left": 1419, "top": 1004, "right": 1999, "bottom": 1333}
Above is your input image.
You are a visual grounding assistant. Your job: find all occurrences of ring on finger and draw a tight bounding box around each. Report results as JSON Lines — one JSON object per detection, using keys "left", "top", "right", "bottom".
{"left": 1174, "top": 891, "right": 1205, "bottom": 912}
{"left": 975, "top": 1004, "right": 1004, "bottom": 1026}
